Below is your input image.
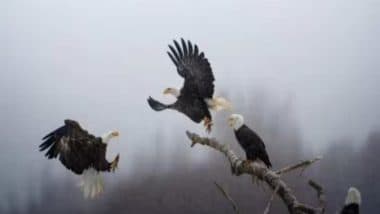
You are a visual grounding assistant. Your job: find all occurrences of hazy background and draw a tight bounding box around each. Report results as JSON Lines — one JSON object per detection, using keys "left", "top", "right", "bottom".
{"left": 1, "top": 0, "right": 379, "bottom": 213}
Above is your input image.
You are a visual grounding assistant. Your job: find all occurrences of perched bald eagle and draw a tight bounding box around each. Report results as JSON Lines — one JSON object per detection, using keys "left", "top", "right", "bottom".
{"left": 228, "top": 114, "right": 272, "bottom": 168}
{"left": 340, "top": 187, "right": 361, "bottom": 214}
{"left": 147, "top": 38, "right": 232, "bottom": 132}
{"left": 39, "top": 119, "right": 120, "bottom": 198}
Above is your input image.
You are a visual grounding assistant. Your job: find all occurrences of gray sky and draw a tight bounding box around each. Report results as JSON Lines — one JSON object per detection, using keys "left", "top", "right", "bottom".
{"left": 1, "top": 0, "right": 380, "bottom": 205}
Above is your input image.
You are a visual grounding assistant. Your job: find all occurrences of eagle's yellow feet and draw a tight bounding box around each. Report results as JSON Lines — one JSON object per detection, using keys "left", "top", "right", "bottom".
{"left": 110, "top": 154, "right": 120, "bottom": 172}
{"left": 242, "top": 160, "right": 253, "bottom": 168}
{"left": 203, "top": 117, "right": 213, "bottom": 133}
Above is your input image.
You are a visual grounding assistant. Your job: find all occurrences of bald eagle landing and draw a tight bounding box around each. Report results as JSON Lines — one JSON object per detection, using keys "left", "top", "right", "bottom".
{"left": 148, "top": 38, "right": 232, "bottom": 132}
{"left": 39, "top": 119, "right": 120, "bottom": 198}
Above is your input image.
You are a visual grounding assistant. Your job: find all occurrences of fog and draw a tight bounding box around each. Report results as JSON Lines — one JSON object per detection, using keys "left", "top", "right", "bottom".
{"left": 1, "top": 0, "right": 380, "bottom": 213}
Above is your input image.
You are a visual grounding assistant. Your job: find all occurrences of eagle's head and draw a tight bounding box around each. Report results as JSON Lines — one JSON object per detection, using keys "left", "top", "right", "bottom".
{"left": 101, "top": 130, "right": 120, "bottom": 144}
{"left": 228, "top": 114, "right": 244, "bottom": 130}
{"left": 345, "top": 187, "right": 361, "bottom": 205}
{"left": 163, "top": 87, "right": 180, "bottom": 98}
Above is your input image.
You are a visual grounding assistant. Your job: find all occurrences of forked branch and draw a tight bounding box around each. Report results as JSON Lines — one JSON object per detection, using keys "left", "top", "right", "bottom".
{"left": 214, "top": 181, "right": 240, "bottom": 214}
{"left": 276, "top": 157, "right": 322, "bottom": 175}
{"left": 185, "top": 131, "right": 325, "bottom": 214}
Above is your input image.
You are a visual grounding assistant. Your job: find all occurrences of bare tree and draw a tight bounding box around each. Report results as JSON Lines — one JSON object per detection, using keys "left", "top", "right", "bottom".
{"left": 186, "top": 131, "right": 325, "bottom": 214}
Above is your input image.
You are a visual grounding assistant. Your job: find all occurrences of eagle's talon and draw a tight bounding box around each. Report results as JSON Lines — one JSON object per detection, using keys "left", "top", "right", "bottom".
{"left": 242, "top": 160, "right": 253, "bottom": 168}
{"left": 110, "top": 154, "right": 120, "bottom": 172}
{"left": 203, "top": 117, "right": 213, "bottom": 133}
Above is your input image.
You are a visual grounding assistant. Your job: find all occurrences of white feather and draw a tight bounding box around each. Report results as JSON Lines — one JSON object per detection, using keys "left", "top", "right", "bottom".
{"left": 164, "top": 88, "right": 180, "bottom": 98}
{"left": 80, "top": 168, "right": 104, "bottom": 199}
{"left": 345, "top": 187, "right": 361, "bottom": 205}
{"left": 101, "top": 131, "right": 114, "bottom": 144}
{"left": 206, "top": 96, "right": 233, "bottom": 111}
{"left": 229, "top": 114, "right": 244, "bottom": 130}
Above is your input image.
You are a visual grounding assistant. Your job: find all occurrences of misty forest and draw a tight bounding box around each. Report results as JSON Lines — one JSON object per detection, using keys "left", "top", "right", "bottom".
{"left": 1, "top": 0, "right": 379, "bottom": 214}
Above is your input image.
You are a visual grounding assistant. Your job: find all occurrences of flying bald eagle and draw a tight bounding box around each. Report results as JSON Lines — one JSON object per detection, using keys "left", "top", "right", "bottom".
{"left": 340, "top": 187, "right": 361, "bottom": 214}
{"left": 39, "top": 119, "right": 120, "bottom": 198}
{"left": 228, "top": 114, "right": 272, "bottom": 168}
{"left": 147, "top": 38, "right": 232, "bottom": 132}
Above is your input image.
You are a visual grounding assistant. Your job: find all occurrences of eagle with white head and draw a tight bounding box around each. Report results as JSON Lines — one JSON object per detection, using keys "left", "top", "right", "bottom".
{"left": 147, "top": 38, "right": 232, "bottom": 133}
{"left": 39, "top": 119, "right": 120, "bottom": 198}
{"left": 340, "top": 187, "right": 361, "bottom": 214}
{"left": 228, "top": 114, "right": 272, "bottom": 168}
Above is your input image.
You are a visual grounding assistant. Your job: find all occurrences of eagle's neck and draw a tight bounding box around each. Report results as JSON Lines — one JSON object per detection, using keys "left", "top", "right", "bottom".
{"left": 101, "top": 131, "right": 114, "bottom": 144}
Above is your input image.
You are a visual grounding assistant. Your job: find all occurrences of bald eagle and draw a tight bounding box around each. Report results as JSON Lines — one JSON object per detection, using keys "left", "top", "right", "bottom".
{"left": 228, "top": 114, "right": 272, "bottom": 168}
{"left": 147, "top": 38, "right": 232, "bottom": 132}
{"left": 340, "top": 187, "right": 361, "bottom": 214}
{"left": 39, "top": 119, "right": 120, "bottom": 198}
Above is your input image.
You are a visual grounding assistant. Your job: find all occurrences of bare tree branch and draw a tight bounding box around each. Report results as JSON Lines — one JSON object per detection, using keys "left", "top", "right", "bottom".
{"left": 186, "top": 131, "right": 323, "bottom": 214}
{"left": 214, "top": 181, "right": 240, "bottom": 214}
{"left": 308, "top": 180, "right": 326, "bottom": 214}
{"left": 276, "top": 157, "right": 322, "bottom": 175}
{"left": 264, "top": 156, "right": 323, "bottom": 214}
{"left": 263, "top": 184, "right": 280, "bottom": 214}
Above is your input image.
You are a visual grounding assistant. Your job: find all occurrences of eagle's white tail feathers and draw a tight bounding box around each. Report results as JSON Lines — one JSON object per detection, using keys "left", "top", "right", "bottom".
{"left": 345, "top": 187, "right": 361, "bottom": 205}
{"left": 80, "top": 168, "right": 104, "bottom": 199}
{"left": 206, "top": 96, "right": 233, "bottom": 112}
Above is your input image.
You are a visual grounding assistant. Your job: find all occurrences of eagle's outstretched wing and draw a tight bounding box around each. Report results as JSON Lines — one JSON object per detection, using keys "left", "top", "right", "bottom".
{"left": 39, "top": 120, "right": 103, "bottom": 174}
{"left": 167, "top": 38, "right": 215, "bottom": 98}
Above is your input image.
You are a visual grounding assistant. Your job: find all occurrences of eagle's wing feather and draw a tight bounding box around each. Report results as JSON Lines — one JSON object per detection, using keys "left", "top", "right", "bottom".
{"left": 168, "top": 38, "right": 215, "bottom": 98}
{"left": 172, "top": 95, "right": 211, "bottom": 123}
{"left": 39, "top": 120, "right": 102, "bottom": 174}
{"left": 237, "top": 125, "right": 272, "bottom": 168}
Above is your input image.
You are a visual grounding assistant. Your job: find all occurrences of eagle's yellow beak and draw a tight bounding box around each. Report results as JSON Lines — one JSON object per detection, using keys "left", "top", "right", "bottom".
{"left": 163, "top": 88, "right": 171, "bottom": 95}
{"left": 111, "top": 131, "right": 120, "bottom": 137}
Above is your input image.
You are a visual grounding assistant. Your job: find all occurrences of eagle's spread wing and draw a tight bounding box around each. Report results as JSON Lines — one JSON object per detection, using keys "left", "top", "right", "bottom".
{"left": 167, "top": 38, "right": 215, "bottom": 98}
{"left": 39, "top": 120, "right": 104, "bottom": 174}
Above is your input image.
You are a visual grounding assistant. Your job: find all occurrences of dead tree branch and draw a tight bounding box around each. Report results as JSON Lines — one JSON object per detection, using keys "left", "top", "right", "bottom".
{"left": 276, "top": 157, "right": 322, "bottom": 175}
{"left": 308, "top": 180, "right": 326, "bottom": 214}
{"left": 214, "top": 181, "right": 240, "bottom": 214}
{"left": 186, "top": 131, "right": 323, "bottom": 214}
{"left": 263, "top": 184, "right": 280, "bottom": 214}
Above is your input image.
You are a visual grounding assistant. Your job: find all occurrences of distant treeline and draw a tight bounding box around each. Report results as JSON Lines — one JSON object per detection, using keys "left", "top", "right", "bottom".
{"left": 3, "top": 93, "right": 379, "bottom": 213}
